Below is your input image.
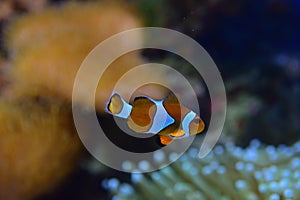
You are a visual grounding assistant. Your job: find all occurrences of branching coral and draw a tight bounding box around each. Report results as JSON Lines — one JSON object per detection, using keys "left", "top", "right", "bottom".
{"left": 104, "top": 140, "right": 300, "bottom": 200}
{"left": 0, "top": 98, "right": 82, "bottom": 200}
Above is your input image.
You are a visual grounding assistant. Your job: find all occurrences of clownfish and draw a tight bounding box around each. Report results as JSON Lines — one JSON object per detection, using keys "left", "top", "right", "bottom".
{"left": 106, "top": 92, "right": 205, "bottom": 145}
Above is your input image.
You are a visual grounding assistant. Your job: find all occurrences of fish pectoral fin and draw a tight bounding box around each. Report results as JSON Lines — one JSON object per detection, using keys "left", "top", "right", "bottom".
{"left": 170, "top": 130, "right": 185, "bottom": 137}
{"left": 159, "top": 135, "right": 173, "bottom": 146}
{"left": 127, "top": 117, "right": 150, "bottom": 133}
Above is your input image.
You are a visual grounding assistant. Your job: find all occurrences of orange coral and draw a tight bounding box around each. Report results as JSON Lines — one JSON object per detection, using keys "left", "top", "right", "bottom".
{"left": 0, "top": 2, "right": 164, "bottom": 200}
{"left": 0, "top": 98, "right": 82, "bottom": 200}
{"left": 0, "top": 2, "right": 174, "bottom": 199}
{"left": 5, "top": 1, "right": 168, "bottom": 112}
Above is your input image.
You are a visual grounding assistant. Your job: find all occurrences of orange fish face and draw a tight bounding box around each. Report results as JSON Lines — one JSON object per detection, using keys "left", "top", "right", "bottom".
{"left": 189, "top": 115, "right": 205, "bottom": 136}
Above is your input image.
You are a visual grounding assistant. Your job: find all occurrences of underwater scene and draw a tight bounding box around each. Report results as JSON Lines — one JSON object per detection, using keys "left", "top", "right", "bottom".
{"left": 0, "top": 0, "right": 299, "bottom": 199}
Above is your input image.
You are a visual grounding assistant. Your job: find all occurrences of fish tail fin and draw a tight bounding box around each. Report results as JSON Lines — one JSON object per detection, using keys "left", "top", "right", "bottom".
{"left": 198, "top": 118, "right": 205, "bottom": 133}
{"left": 106, "top": 93, "right": 132, "bottom": 118}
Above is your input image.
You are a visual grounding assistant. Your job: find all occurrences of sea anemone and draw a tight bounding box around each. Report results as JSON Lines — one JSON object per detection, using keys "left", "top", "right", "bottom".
{"left": 104, "top": 139, "right": 300, "bottom": 200}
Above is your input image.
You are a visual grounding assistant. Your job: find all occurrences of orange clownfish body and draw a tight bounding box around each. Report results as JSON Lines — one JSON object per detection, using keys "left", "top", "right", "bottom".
{"left": 106, "top": 92, "right": 205, "bottom": 145}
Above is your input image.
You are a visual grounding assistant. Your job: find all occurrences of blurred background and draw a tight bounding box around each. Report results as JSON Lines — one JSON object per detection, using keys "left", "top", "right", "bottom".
{"left": 0, "top": 0, "right": 299, "bottom": 199}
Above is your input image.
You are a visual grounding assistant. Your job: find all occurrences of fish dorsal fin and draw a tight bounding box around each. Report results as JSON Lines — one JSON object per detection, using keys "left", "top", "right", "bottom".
{"left": 132, "top": 96, "right": 155, "bottom": 107}
{"left": 127, "top": 96, "right": 156, "bottom": 133}
{"left": 164, "top": 92, "right": 180, "bottom": 104}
